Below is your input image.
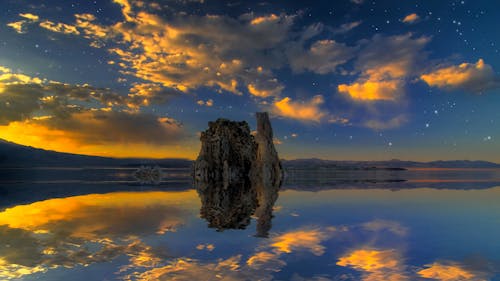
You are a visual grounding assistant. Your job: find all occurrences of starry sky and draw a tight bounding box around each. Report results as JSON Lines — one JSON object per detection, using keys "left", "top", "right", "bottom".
{"left": 1, "top": 0, "right": 499, "bottom": 161}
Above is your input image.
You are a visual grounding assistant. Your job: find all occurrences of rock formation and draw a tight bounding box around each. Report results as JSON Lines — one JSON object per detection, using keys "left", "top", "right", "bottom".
{"left": 193, "top": 112, "right": 282, "bottom": 233}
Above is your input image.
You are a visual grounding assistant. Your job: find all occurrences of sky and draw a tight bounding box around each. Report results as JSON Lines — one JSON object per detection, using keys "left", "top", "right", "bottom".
{"left": 0, "top": 0, "right": 499, "bottom": 161}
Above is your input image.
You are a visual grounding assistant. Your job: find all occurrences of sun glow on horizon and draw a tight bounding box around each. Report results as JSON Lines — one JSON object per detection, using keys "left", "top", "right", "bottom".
{"left": 0, "top": 122, "right": 198, "bottom": 159}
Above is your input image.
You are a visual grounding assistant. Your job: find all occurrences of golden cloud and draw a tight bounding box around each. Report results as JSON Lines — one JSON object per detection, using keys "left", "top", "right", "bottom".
{"left": 0, "top": 191, "right": 196, "bottom": 279}
{"left": 270, "top": 228, "right": 331, "bottom": 255}
{"left": 6, "top": 21, "right": 27, "bottom": 34}
{"left": 273, "top": 95, "right": 327, "bottom": 122}
{"left": 0, "top": 68, "right": 188, "bottom": 158}
{"left": 196, "top": 99, "right": 214, "bottom": 107}
{"left": 9, "top": 1, "right": 359, "bottom": 110}
{"left": 19, "top": 13, "right": 39, "bottom": 21}
{"left": 338, "top": 79, "right": 401, "bottom": 101}
{"left": 417, "top": 262, "right": 486, "bottom": 281}
{"left": 39, "top": 20, "right": 80, "bottom": 35}
{"left": 337, "top": 249, "right": 409, "bottom": 281}
{"left": 339, "top": 34, "right": 429, "bottom": 102}
{"left": 402, "top": 13, "right": 419, "bottom": 24}
{"left": 248, "top": 82, "right": 284, "bottom": 98}
{"left": 124, "top": 255, "right": 280, "bottom": 281}
{"left": 250, "top": 14, "right": 280, "bottom": 25}
{"left": 420, "top": 59, "right": 499, "bottom": 93}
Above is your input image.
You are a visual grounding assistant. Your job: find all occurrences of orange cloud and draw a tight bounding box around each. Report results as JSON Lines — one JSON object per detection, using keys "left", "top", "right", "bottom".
{"left": 402, "top": 13, "right": 420, "bottom": 23}
{"left": 273, "top": 95, "right": 326, "bottom": 122}
{"left": 6, "top": 21, "right": 27, "bottom": 33}
{"left": 337, "top": 249, "right": 409, "bottom": 281}
{"left": 420, "top": 59, "right": 499, "bottom": 93}
{"left": 196, "top": 99, "right": 214, "bottom": 107}
{"left": 39, "top": 20, "right": 80, "bottom": 35}
{"left": 248, "top": 82, "right": 283, "bottom": 98}
{"left": 19, "top": 13, "right": 39, "bottom": 21}
{"left": 0, "top": 67, "right": 190, "bottom": 158}
{"left": 0, "top": 191, "right": 196, "bottom": 279}
{"left": 250, "top": 14, "right": 280, "bottom": 25}
{"left": 417, "top": 262, "right": 486, "bottom": 281}
{"left": 338, "top": 79, "right": 401, "bottom": 101}
{"left": 0, "top": 116, "right": 193, "bottom": 159}
{"left": 270, "top": 228, "right": 330, "bottom": 255}
{"left": 338, "top": 34, "right": 429, "bottom": 102}
{"left": 246, "top": 251, "right": 285, "bottom": 270}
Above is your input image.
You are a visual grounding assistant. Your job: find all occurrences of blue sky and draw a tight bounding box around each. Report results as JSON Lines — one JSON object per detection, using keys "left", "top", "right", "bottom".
{"left": 0, "top": 0, "right": 499, "bottom": 161}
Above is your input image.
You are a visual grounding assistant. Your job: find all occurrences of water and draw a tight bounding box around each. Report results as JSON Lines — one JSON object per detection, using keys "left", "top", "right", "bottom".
{"left": 0, "top": 168, "right": 499, "bottom": 280}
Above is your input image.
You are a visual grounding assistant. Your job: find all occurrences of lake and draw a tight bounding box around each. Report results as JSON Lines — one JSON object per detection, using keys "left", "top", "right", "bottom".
{"left": 0, "top": 168, "right": 499, "bottom": 280}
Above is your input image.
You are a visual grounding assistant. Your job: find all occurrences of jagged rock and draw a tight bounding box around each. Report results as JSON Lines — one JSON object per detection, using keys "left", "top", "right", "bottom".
{"left": 193, "top": 118, "right": 258, "bottom": 230}
{"left": 193, "top": 112, "right": 282, "bottom": 233}
{"left": 253, "top": 112, "right": 282, "bottom": 237}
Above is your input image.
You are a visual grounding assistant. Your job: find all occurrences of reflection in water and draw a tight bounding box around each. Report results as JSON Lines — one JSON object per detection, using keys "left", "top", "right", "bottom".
{"left": 0, "top": 191, "right": 196, "bottom": 279}
{"left": 0, "top": 187, "right": 498, "bottom": 280}
{"left": 196, "top": 176, "right": 281, "bottom": 236}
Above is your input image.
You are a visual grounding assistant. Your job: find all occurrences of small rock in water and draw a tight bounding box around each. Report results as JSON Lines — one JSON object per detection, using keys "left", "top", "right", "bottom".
{"left": 133, "top": 165, "right": 162, "bottom": 185}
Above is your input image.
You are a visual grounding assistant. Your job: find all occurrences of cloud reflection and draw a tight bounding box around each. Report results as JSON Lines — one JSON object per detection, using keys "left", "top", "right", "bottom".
{"left": 0, "top": 191, "right": 195, "bottom": 279}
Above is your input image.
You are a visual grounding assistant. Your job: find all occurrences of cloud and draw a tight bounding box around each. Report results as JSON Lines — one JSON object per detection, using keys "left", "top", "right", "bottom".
{"left": 0, "top": 68, "right": 186, "bottom": 156}
{"left": 337, "top": 249, "right": 409, "bottom": 281}
{"left": 19, "top": 13, "right": 39, "bottom": 21}
{"left": 247, "top": 79, "right": 284, "bottom": 97}
{"left": 338, "top": 80, "right": 402, "bottom": 101}
{"left": 332, "top": 21, "right": 362, "bottom": 34}
{"left": 125, "top": 226, "right": 336, "bottom": 281}
{"left": 196, "top": 99, "right": 214, "bottom": 107}
{"left": 8, "top": 1, "right": 362, "bottom": 109}
{"left": 338, "top": 34, "right": 429, "bottom": 102}
{"left": 39, "top": 20, "right": 80, "bottom": 35}
{"left": 0, "top": 191, "right": 193, "bottom": 279}
{"left": 417, "top": 262, "right": 488, "bottom": 281}
{"left": 287, "top": 39, "right": 355, "bottom": 74}
{"left": 401, "top": 13, "right": 420, "bottom": 24}
{"left": 363, "top": 115, "right": 408, "bottom": 130}
{"left": 355, "top": 34, "right": 430, "bottom": 74}
{"left": 361, "top": 220, "right": 408, "bottom": 236}
{"left": 250, "top": 14, "right": 280, "bottom": 25}
{"left": 246, "top": 251, "right": 285, "bottom": 270}
{"left": 6, "top": 13, "right": 40, "bottom": 34}
{"left": 270, "top": 228, "right": 331, "bottom": 255}
{"left": 420, "top": 59, "right": 500, "bottom": 93}
{"left": 125, "top": 255, "right": 280, "bottom": 281}
{"left": 99, "top": 7, "right": 296, "bottom": 97}
{"left": 272, "top": 95, "right": 327, "bottom": 122}
{"left": 6, "top": 21, "right": 28, "bottom": 34}
{"left": 36, "top": 110, "right": 183, "bottom": 145}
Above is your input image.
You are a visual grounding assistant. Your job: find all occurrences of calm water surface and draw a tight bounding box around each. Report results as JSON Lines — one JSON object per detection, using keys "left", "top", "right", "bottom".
{"left": 0, "top": 168, "right": 499, "bottom": 280}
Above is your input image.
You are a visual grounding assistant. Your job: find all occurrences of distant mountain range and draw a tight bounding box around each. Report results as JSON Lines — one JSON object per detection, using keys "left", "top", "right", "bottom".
{"left": 0, "top": 139, "right": 192, "bottom": 168}
{"left": 282, "top": 158, "right": 500, "bottom": 168}
{"left": 1, "top": 139, "right": 499, "bottom": 168}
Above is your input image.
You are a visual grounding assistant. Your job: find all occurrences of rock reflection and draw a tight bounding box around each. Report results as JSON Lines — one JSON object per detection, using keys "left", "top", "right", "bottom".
{"left": 196, "top": 174, "right": 281, "bottom": 234}
{"left": 194, "top": 113, "right": 282, "bottom": 234}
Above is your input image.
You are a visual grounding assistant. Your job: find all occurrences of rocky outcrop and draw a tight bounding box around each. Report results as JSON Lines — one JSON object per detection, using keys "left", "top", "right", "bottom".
{"left": 193, "top": 119, "right": 258, "bottom": 230}
{"left": 253, "top": 112, "right": 282, "bottom": 237}
{"left": 193, "top": 112, "right": 282, "bottom": 233}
